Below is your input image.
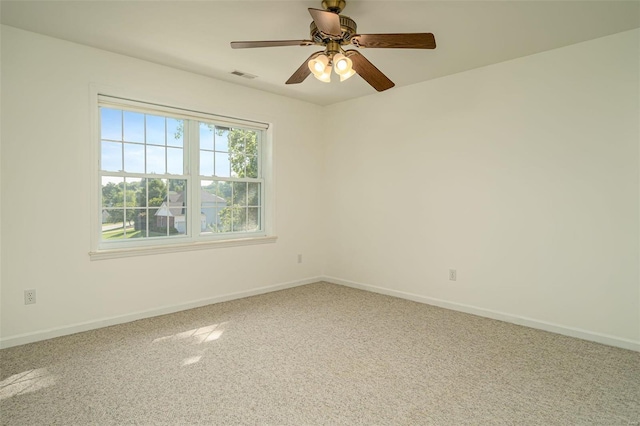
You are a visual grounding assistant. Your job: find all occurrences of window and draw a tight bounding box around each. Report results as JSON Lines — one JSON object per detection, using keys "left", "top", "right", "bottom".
{"left": 94, "top": 95, "right": 272, "bottom": 257}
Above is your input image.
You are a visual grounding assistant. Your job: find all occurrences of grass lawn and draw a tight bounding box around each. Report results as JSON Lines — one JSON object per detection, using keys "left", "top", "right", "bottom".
{"left": 102, "top": 226, "right": 169, "bottom": 239}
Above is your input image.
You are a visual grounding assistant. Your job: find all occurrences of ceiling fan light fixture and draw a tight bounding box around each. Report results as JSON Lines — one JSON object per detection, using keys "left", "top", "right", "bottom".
{"left": 315, "top": 71, "right": 332, "bottom": 83}
{"left": 333, "top": 52, "right": 355, "bottom": 81}
{"left": 333, "top": 53, "right": 350, "bottom": 72}
{"left": 308, "top": 54, "right": 330, "bottom": 78}
{"left": 231, "top": 1, "right": 436, "bottom": 92}
{"left": 339, "top": 68, "right": 356, "bottom": 81}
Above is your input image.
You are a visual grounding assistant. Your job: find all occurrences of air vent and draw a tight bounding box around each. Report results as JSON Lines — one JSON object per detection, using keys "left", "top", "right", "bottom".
{"left": 231, "top": 70, "right": 258, "bottom": 80}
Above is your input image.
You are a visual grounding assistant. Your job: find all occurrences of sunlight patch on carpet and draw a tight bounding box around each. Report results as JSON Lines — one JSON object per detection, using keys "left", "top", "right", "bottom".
{"left": 152, "top": 322, "right": 228, "bottom": 345}
{"left": 0, "top": 368, "right": 56, "bottom": 400}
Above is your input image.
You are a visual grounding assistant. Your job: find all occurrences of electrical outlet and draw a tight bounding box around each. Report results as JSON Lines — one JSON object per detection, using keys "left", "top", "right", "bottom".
{"left": 24, "top": 289, "right": 36, "bottom": 305}
{"left": 297, "top": 254, "right": 303, "bottom": 264}
{"left": 449, "top": 269, "right": 457, "bottom": 281}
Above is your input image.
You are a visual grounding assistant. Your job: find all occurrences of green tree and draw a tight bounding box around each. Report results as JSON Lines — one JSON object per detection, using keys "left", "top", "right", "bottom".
{"left": 107, "top": 186, "right": 137, "bottom": 224}
{"left": 137, "top": 178, "right": 167, "bottom": 208}
{"left": 228, "top": 129, "right": 258, "bottom": 178}
{"left": 102, "top": 182, "right": 121, "bottom": 208}
{"left": 219, "top": 129, "right": 258, "bottom": 232}
{"left": 177, "top": 123, "right": 258, "bottom": 233}
{"left": 168, "top": 179, "right": 185, "bottom": 193}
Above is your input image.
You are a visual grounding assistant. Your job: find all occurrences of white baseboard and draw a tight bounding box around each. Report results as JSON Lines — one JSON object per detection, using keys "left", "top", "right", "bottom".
{"left": 0, "top": 276, "right": 322, "bottom": 349}
{"left": 4, "top": 276, "right": 638, "bottom": 352}
{"left": 322, "top": 276, "right": 640, "bottom": 352}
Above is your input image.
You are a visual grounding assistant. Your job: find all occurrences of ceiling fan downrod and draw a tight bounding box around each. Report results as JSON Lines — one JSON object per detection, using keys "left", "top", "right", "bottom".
{"left": 325, "top": 40, "right": 341, "bottom": 58}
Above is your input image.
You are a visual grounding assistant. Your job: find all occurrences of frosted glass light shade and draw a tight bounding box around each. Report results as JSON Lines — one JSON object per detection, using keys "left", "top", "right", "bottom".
{"left": 333, "top": 53, "right": 354, "bottom": 81}
{"left": 339, "top": 69, "right": 356, "bottom": 81}
{"left": 308, "top": 55, "right": 330, "bottom": 78}
{"left": 333, "top": 53, "right": 350, "bottom": 72}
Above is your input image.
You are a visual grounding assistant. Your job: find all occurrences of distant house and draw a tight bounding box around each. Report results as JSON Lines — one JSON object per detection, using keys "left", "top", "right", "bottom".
{"left": 155, "top": 190, "right": 227, "bottom": 233}
{"left": 200, "top": 191, "right": 227, "bottom": 230}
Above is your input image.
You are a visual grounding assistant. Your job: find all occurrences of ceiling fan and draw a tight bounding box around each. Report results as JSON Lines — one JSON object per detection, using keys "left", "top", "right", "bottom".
{"left": 230, "top": 0, "right": 436, "bottom": 92}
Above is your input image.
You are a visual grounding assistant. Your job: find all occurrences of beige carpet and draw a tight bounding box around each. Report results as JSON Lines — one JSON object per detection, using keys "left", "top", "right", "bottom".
{"left": 1, "top": 282, "right": 639, "bottom": 425}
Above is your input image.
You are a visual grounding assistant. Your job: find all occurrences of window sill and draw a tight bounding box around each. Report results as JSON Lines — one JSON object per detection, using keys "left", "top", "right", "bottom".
{"left": 89, "top": 235, "right": 278, "bottom": 261}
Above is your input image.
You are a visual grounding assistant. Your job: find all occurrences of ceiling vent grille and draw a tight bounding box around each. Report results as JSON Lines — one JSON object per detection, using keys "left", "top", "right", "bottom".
{"left": 231, "top": 70, "right": 258, "bottom": 80}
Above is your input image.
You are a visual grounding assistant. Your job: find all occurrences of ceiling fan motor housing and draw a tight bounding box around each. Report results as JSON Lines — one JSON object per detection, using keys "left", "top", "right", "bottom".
{"left": 310, "top": 15, "right": 357, "bottom": 44}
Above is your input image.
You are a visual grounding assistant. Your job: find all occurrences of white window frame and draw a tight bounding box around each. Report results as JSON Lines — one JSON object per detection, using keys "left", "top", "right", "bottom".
{"left": 89, "top": 89, "right": 276, "bottom": 260}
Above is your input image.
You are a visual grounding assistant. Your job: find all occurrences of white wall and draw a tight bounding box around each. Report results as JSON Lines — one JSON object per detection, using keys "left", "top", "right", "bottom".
{"left": 2, "top": 25, "right": 639, "bottom": 350}
{"left": 324, "top": 29, "right": 640, "bottom": 347}
{"left": 0, "top": 26, "right": 326, "bottom": 345}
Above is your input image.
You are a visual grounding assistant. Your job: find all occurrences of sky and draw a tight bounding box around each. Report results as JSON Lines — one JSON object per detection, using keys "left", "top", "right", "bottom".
{"left": 100, "top": 107, "right": 233, "bottom": 181}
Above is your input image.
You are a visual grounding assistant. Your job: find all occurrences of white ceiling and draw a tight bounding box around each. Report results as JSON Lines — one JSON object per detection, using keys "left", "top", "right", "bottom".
{"left": 2, "top": 1, "right": 639, "bottom": 106}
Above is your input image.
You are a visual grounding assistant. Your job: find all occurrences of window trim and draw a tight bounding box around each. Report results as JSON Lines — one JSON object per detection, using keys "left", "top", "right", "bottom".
{"left": 89, "top": 236, "right": 278, "bottom": 260}
{"left": 89, "top": 86, "right": 276, "bottom": 260}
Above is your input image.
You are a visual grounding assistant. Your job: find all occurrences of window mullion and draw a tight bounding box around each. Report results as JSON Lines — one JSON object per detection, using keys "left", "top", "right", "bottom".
{"left": 188, "top": 120, "right": 200, "bottom": 239}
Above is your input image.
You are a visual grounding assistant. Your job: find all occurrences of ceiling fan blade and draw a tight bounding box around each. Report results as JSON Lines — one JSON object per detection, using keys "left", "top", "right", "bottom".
{"left": 351, "top": 33, "right": 436, "bottom": 49}
{"left": 345, "top": 50, "right": 395, "bottom": 92}
{"left": 231, "top": 40, "right": 314, "bottom": 49}
{"left": 286, "top": 51, "right": 325, "bottom": 85}
{"left": 308, "top": 8, "right": 342, "bottom": 38}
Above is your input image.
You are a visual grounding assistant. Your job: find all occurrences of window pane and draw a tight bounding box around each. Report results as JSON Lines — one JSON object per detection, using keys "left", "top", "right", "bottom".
{"left": 230, "top": 153, "right": 244, "bottom": 178}
{"left": 215, "top": 152, "right": 230, "bottom": 177}
{"left": 200, "top": 123, "right": 214, "bottom": 150}
{"left": 228, "top": 129, "right": 248, "bottom": 178}
{"left": 216, "top": 180, "right": 233, "bottom": 234}
{"left": 201, "top": 180, "right": 215, "bottom": 193}
{"left": 147, "top": 179, "right": 186, "bottom": 236}
{"left": 247, "top": 182, "right": 260, "bottom": 206}
{"left": 146, "top": 114, "right": 165, "bottom": 145}
{"left": 101, "top": 141, "right": 122, "bottom": 172}
{"left": 167, "top": 147, "right": 183, "bottom": 175}
{"left": 123, "top": 177, "right": 143, "bottom": 230}
{"left": 218, "top": 181, "right": 232, "bottom": 202}
{"left": 167, "top": 118, "right": 183, "bottom": 147}
{"left": 232, "top": 182, "right": 247, "bottom": 206}
{"left": 200, "top": 151, "right": 214, "bottom": 177}
{"left": 124, "top": 178, "right": 142, "bottom": 208}
{"left": 200, "top": 208, "right": 214, "bottom": 232}
{"left": 148, "top": 205, "right": 167, "bottom": 237}
{"left": 245, "top": 131, "right": 258, "bottom": 157}
{"left": 102, "top": 206, "right": 143, "bottom": 240}
{"left": 248, "top": 207, "right": 260, "bottom": 231}
{"left": 101, "top": 108, "right": 122, "bottom": 140}
{"left": 217, "top": 212, "right": 232, "bottom": 233}
{"left": 123, "top": 143, "right": 144, "bottom": 173}
{"left": 131, "top": 209, "right": 147, "bottom": 238}
{"left": 101, "top": 218, "right": 126, "bottom": 240}
{"left": 123, "top": 111, "right": 144, "bottom": 143}
{"left": 145, "top": 178, "right": 168, "bottom": 207}
{"left": 101, "top": 176, "right": 124, "bottom": 208}
{"left": 167, "top": 178, "right": 186, "bottom": 195}
{"left": 167, "top": 181, "right": 186, "bottom": 236}
{"left": 201, "top": 181, "right": 227, "bottom": 234}
{"left": 232, "top": 207, "right": 247, "bottom": 233}
{"left": 103, "top": 207, "right": 124, "bottom": 225}
{"left": 121, "top": 183, "right": 135, "bottom": 209}
{"left": 174, "top": 209, "right": 187, "bottom": 235}
{"left": 229, "top": 129, "right": 246, "bottom": 153}
{"left": 246, "top": 155, "right": 258, "bottom": 178}
{"left": 215, "top": 128, "right": 229, "bottom": 152}
{"left": 99, "top": 177, "right": 141, "bottom": 240}
{"left": 146, "top": 145, "right": 165, "bottom": 174}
